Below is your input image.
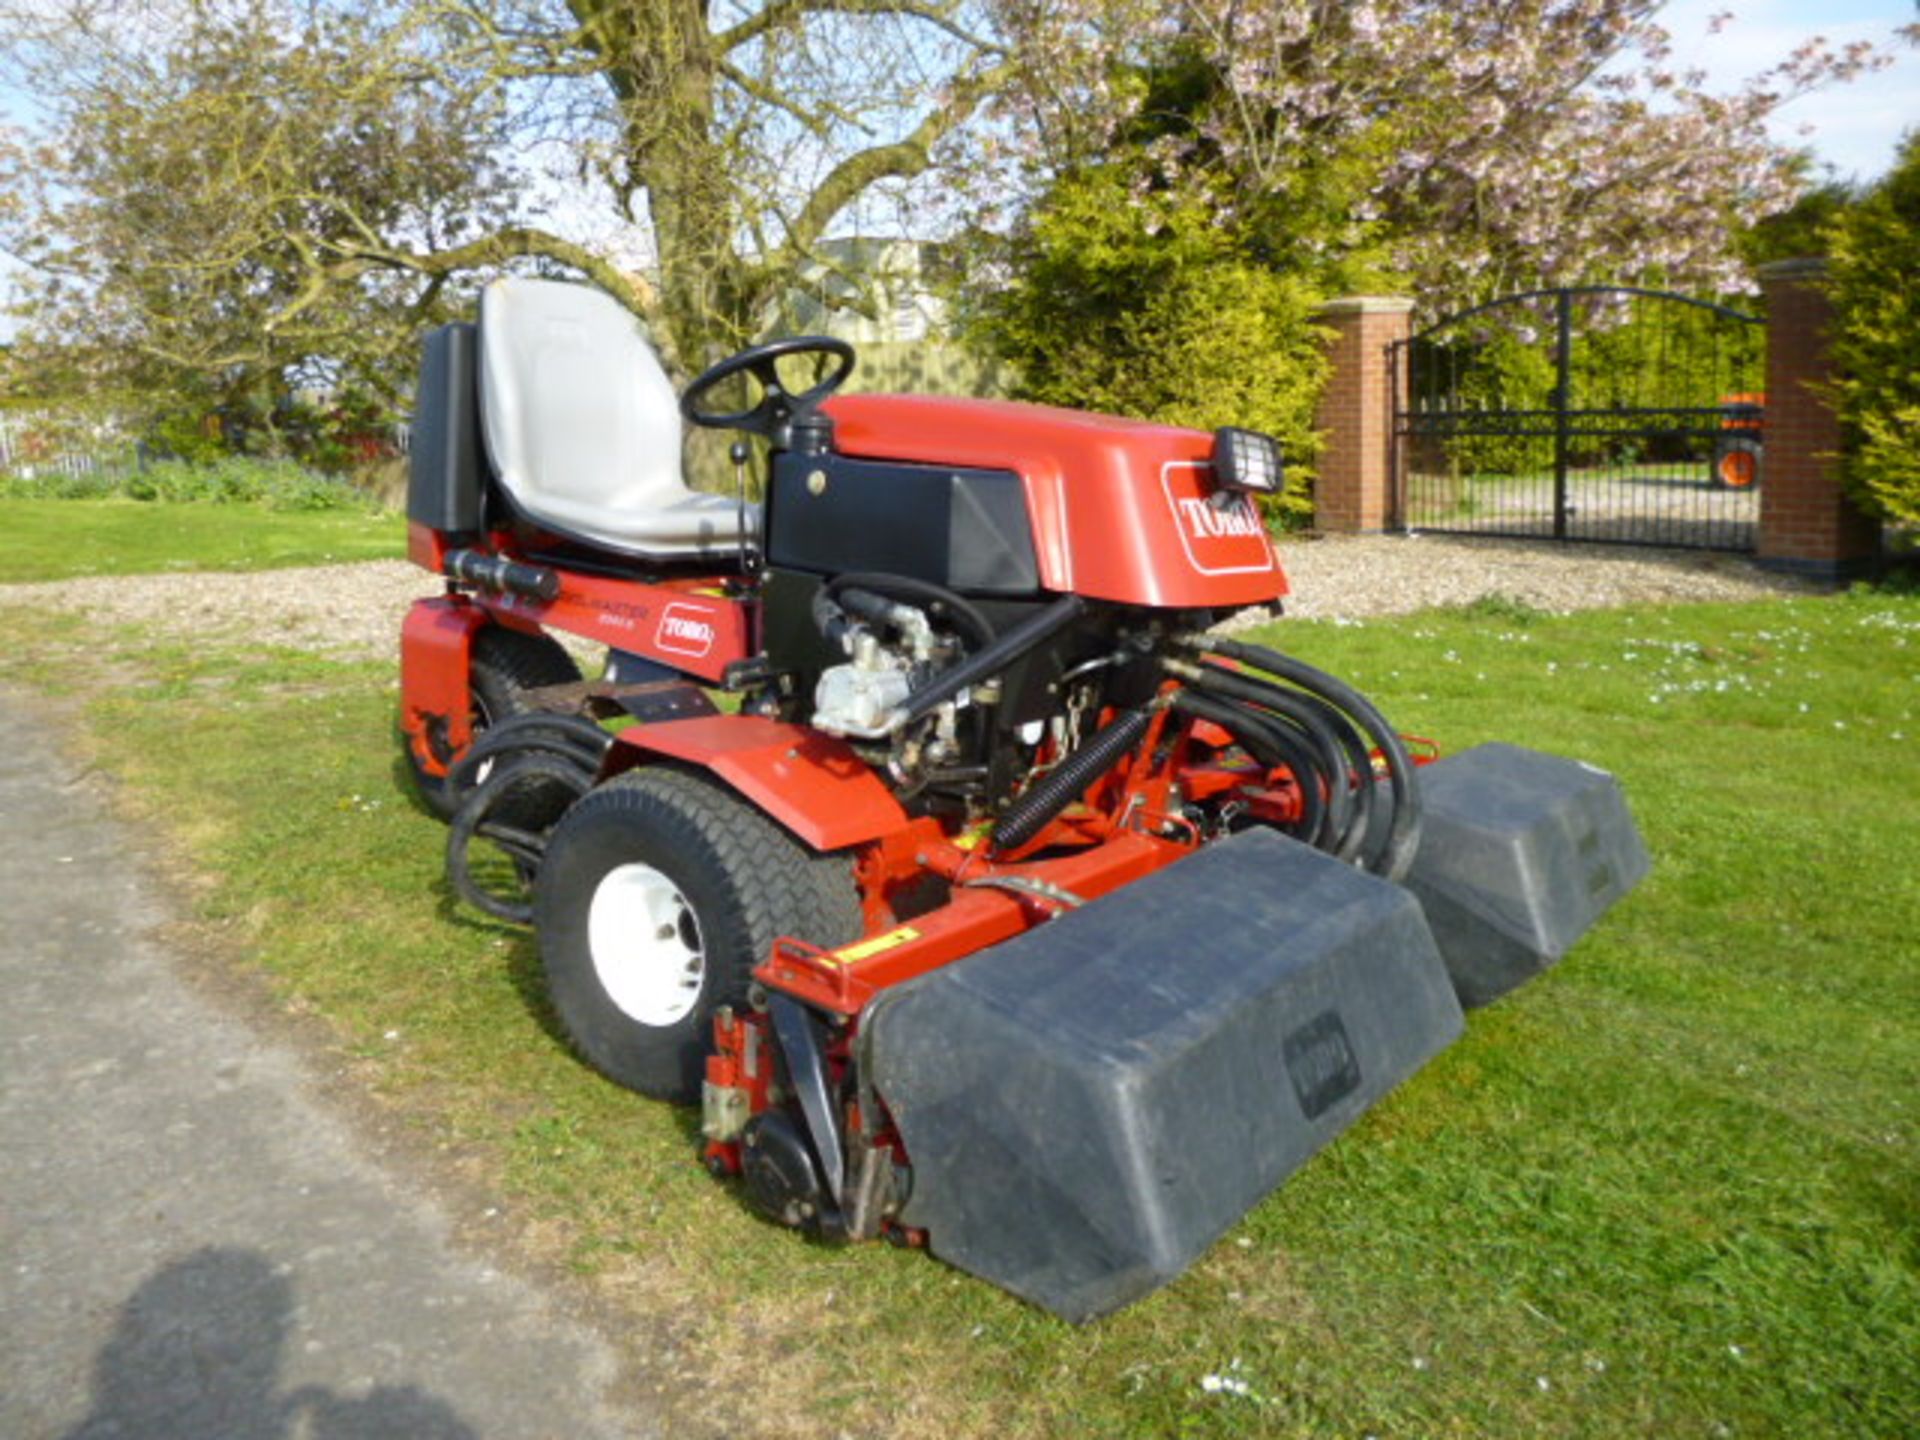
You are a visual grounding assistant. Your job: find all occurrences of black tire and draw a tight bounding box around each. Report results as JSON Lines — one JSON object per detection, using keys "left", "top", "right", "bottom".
{"left": 404, "top": 626, "right": 583, "bottom": 821}
{"left": 534, "top": 767, "right": 862, "bottom": 1102}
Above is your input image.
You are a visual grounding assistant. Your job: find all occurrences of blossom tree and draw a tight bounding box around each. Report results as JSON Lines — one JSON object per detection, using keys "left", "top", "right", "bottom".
{"left": 972, "top": 0, "right": 1901, "bottom": 314}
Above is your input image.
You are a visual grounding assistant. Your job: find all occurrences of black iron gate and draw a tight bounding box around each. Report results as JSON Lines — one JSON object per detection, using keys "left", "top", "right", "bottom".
{"left": 1391, "top": 286, "right": 1766, "bottom": 550}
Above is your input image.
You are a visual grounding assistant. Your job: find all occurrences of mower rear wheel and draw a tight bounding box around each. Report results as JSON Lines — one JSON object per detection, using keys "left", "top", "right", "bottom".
{"left": 1712, "top": 435, "right": 1763, "bottom": 490}
{"left": 406, "top": 626, "right": 583, "bottom": 820}
{"left": 535, "top": 767, "right": 862, "bottom": 1102}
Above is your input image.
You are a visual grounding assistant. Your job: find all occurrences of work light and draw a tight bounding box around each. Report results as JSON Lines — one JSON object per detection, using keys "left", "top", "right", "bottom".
{"left": 1211, "top": 427, "right": 1284, "bottom": 495}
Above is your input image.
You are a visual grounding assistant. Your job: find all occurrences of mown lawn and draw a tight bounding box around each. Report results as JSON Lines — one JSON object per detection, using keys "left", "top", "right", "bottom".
{"left": 0, "top": 498, "right": 404, "bottom": 581}
{"left": 0, "top": 583, "right": 1913, "bottom": 1439}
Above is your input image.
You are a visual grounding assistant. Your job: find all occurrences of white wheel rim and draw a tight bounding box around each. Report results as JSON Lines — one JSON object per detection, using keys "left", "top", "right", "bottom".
{"left": 586, "top": 863, "right": 705, "bottom": 1027}
{"left": 468, "top": 695, "right": 497, "bottom": 788}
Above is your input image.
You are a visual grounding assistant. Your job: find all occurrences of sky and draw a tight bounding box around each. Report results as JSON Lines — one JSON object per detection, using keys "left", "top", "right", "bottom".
{"left": 1659, "top": 0, "right": 1918, "bottom": 183}
{"left": 1, "top": 1, "right": 1916, "bottom": 342}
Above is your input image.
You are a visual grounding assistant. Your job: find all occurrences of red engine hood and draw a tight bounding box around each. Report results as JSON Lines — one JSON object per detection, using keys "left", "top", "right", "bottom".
{"left": 823, "top": 394, "right": 1288, "bottom": 610}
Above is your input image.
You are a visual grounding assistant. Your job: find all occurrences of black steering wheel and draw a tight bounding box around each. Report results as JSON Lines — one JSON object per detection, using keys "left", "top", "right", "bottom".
{"left": 679, "top": 335, "right": 856, "bottom": 439}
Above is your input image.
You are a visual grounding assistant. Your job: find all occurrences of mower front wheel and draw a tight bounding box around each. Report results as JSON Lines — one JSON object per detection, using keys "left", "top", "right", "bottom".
{"left": 535, "top": 768, "right": 862, "bottom": 1102}
{"left": 406, "top": 625, "right": 583, "bottom": 820}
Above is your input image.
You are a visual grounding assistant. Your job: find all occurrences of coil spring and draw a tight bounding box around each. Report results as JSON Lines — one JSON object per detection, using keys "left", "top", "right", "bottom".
{"left": 992, "top": 707, "right": 1152, "bottom": 853}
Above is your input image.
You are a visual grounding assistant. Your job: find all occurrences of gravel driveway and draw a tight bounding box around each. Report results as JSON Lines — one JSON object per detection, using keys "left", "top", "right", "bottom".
{"left": 0, "top": 534, "right": 1821, "bottom": 660}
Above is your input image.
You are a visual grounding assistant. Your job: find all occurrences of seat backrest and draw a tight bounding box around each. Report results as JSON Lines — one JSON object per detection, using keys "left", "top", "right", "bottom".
{"left": 407, "top": 321, "right": 486, "bottom": 537}
{"left": 478, "top": 278, "right": 686, "bottom": 518}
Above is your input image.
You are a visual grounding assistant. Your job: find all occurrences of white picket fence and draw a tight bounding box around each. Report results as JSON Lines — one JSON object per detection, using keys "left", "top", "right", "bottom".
{"left": 0, "top": 413, "right": 132, "bottom": 479}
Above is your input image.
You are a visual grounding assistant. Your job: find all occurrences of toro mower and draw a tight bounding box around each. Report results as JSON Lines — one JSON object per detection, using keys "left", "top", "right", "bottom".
{"left": 1713, "top": 391, "right": 1765, "bottom": 490}
{"left": 398, "top": 278, "right": 1648, "bottom": 1321}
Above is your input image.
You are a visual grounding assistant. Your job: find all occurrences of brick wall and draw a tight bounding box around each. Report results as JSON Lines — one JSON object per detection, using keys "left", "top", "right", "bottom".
{"left": 1313, "top": 297, "right": 1412, "bottom": 532}
{"left": 1756, "top": 259, "right": 1879, "bottom": 577}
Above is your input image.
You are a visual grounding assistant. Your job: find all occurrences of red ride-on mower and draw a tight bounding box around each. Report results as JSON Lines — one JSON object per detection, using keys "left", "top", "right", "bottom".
{"left": 399, "top": 278, "right": 1649, "bottom": 1320}
{"left": 1712, "top": 391, "right": 1764, "bottom": 490}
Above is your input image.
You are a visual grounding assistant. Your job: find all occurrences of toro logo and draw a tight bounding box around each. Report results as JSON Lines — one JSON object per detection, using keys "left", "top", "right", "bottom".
{"left": 1176, "top": 496, "right": 1263, "bottom": 541}
{"left": 654, "top": 602, "right": 717, "bottom": 658}
{"left": 1161, "top": 461, "right": 1276, "bottom": 577}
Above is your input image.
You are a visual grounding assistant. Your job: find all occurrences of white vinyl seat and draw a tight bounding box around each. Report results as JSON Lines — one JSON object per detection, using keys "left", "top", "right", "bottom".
{"left": 478, "top": 278, "right": 756, "bottom": 561}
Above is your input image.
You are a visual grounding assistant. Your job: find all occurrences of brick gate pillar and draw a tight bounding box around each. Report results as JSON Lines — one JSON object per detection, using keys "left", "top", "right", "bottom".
{"left": 1756, "top": 259, "right": 1879, "bottom": 577}
{"left": 1314, "top": 296, "right": 1413, "bottom": 533}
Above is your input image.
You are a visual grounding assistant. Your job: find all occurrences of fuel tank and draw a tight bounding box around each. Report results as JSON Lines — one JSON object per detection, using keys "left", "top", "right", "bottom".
{"left": 821, "top": 394, "right": 1288, "bottom": 611}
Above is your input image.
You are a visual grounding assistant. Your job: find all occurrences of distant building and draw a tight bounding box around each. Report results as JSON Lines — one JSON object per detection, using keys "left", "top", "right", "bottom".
{"left": 783, "top": 238, "right": 953, "bottom": 345}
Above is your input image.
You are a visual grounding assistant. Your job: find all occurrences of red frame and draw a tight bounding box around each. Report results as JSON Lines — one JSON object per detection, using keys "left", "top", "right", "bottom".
{"left": 749, "top": 695, "right": 1303, "bottom": 1016}
{"left": 399, "top": 596, "right": 488, "bottom": 777}
{"left": 603, "top": 716, "right": 909, "bottom": 851}
{"left": 476, "top": 563, "right": 755, "bottom": 685}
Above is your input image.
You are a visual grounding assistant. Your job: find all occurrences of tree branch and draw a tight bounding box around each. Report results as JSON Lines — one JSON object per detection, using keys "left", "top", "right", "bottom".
{"left": 782, "top": 62, "right": 1006, "bottom": 258}
{"left": 718, "top": 0, "right": 1000, "bottom": 56}
{"left": 716, "top": 58, "right": 833, "bottom": 139}
{"left": 320, "top": 225, "right": 677, "bottom": 370}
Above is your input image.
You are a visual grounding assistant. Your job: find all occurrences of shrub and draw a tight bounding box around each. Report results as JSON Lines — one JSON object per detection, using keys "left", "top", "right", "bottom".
{"left": 1827, "top": 131, "right": 1920, "bottom": 526}
{"left": 973, "top": 170, "right": 1329, "bottom": 527}
{"left": 1, "top": 455, "right": 380, "bottom": 511}
{"left": 0, "top": 468, "right": 126, "bottom": 500}
{"left": 130, "top": 457, "right": 376, "bottom": 510}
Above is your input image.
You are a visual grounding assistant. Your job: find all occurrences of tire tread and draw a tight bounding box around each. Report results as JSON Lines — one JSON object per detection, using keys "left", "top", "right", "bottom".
{"left": 595, "top": 766, "right": 862, "bottom": 961}
{"left": 534, "top": 764, "right": 862, "bottom": 1099}
{"left": 471, "top": 626, "right": 581, "bottom": 709}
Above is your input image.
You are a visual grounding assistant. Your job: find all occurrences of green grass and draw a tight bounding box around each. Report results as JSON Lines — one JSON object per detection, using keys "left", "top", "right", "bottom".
{"left": 0, "top": 590, "right": 1915, "bottom": 1438}
{"left": 0, "top": 498, "right": 404, "bottom": 581}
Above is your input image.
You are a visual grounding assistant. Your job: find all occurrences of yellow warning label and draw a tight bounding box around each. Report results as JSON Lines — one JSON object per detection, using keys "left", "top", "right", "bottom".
{"left": 830, "top": 926, "right": 922, "bottom": 965}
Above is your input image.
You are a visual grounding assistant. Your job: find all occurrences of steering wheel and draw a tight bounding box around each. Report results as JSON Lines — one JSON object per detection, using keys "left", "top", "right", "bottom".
{"left": 679, "top": 335, "right": 856, "bottom": 438}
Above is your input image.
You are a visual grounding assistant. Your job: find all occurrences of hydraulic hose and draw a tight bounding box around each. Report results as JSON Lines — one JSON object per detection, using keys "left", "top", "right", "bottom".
{"left": 1177, "top": 634, "right": 1423, "bottom": 880}
{"left": 1174, "top": 660, "right": 1365, "bottom": 859}
{"left": 446, "top": 755, "right": 593, "bottom": 923}
{"left": 447, "top": 713, "right": 613, "bottom": 798}
{"left": 444, "top": 713, "right": 611, "bottom": 923}
{"left": 1170, "top": 688, "right": 1327, "bottom": 847}
{"left": 897, "top": 594, "right": 1087, "bottom": 728}
{"left": 1187, "top": 660, "right": 1378, "bottom": 863}
{"left": 820, "top": 571, "right": 997, "bottom": 652}
{"left": 993, "top": 706, "right": 1152, "bottom": 853}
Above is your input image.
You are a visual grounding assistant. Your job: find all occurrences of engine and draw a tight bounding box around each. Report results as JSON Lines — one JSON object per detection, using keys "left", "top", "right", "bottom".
{"left": 809, "top": 586, "right": 947, "bottom": 742}
{"left": 799, "top": 572, "right": 1134, "bottom": 818}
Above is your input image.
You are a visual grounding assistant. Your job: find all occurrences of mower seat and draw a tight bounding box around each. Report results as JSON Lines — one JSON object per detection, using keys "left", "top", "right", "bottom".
{"left": 478, "top": 278, "right": 755, "bottom": 562}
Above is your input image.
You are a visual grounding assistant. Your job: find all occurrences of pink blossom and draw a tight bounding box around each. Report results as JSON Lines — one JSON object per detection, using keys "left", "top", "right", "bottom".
{"left": 965, "top": 0, "right": 1891, "bottom": 316}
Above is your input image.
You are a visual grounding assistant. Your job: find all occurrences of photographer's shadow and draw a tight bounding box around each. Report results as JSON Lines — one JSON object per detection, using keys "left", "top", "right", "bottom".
{"left": 61, "top": 1247, "right": 476, "bottom": 1439}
